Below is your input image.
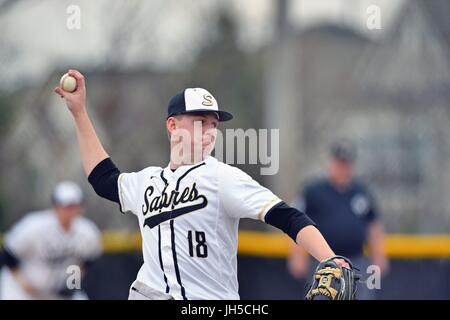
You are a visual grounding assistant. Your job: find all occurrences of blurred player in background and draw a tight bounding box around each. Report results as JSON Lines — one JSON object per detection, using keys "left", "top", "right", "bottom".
{"left": 288, "top": 141, "right": 388, "bottom": 299}
{"left": 0, "top": 181, "right": 102, "bottom": 300}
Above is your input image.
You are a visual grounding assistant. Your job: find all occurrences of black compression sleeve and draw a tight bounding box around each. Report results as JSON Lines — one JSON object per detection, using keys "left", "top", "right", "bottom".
{"left": 2, "top": 247, "right": 20, "bottom": 269}
{"left": 264, "top": 201, "right": 316, "bottom": 241}
{"left": 87, "top": 158, "right": 121, "bottom": 203}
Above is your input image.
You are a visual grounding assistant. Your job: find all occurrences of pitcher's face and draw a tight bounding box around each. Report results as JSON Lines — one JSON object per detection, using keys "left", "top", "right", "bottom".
{"left": 168, "top": 112, "right": 219, "bottom": 163}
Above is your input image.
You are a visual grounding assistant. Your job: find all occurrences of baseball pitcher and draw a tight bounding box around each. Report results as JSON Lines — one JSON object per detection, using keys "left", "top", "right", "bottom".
{"left": 54, "top": 70, "right": 352, "bottom": 300}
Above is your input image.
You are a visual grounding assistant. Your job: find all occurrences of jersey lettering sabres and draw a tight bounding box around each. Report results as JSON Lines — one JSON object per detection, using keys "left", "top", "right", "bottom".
{"left": 142, "top": 183, "right": 208, "bottom": 228}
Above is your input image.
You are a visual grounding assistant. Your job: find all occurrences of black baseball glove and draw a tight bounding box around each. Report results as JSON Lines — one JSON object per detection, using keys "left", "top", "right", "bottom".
{"left": 305, "top": 255, "right": 359, "bottom": 300}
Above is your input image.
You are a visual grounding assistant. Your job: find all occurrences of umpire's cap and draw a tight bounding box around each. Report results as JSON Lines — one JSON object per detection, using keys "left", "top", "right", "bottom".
{"left": 167, "top": 88, "right": 233, "bottom": 122}
{"left": 330, "top": 140, "right": 356, "bottom": 164}
{"left": 52, "top": 181, "right": 83, "bottom": 206}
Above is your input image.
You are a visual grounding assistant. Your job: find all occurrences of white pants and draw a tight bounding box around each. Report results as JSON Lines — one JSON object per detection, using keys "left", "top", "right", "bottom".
{"left": 128, "top": 281, "right": 173, "bottom": 300}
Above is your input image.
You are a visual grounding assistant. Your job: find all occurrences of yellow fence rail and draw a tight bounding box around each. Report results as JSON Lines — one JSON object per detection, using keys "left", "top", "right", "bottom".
{"left": 101, "top": 231, "right": 450, "bottom": 259}
{"left": 2, "top": 231, "right": 450, "bottom": 259}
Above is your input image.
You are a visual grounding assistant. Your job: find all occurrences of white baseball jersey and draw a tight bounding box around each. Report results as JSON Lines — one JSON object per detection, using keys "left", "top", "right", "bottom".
{"left": 0, "top": 210, "right": 101, "bottom": 300}
{"left": 118, "top": 156, "right": 282, "bottom": 300}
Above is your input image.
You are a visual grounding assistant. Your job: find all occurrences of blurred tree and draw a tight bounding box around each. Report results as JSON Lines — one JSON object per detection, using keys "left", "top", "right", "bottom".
{"left": 0, "top": 93, "right": 15, "bottom": 230}
{"left": 0, "top": 0, "right": 19, "bottom": 14}
{"left": 0, "top": 94, "right": 14, "bottom": 135}
{"left": 99, "top": 0, "right": 216, "bottom": 71}
{"left": 101, "top": 0, "right": 159, "bottom": 69}
{"left": 188, "top": 10, "right": 264, "bottom": 131}
{"left": 186, "top": 10, "right": 268, "bottom": 231}
{"left": 0, "top": 0, "right": 26, "bottom": 90}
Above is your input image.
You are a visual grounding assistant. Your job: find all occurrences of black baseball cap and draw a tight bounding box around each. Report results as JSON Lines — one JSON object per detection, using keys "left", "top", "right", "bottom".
{"left": 330, "top": 140, "right": 356, "bottom": 163}
{"left": 167, "top": 88, "right": 233, "bottom": 122}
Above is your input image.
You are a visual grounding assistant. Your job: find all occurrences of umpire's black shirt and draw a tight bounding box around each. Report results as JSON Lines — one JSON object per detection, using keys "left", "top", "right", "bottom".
{"left": 295, "top": 178, "right": 378, "bottom": 257}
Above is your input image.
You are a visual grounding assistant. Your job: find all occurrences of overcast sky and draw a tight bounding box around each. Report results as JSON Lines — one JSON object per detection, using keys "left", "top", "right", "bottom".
{"left": 0, "top": 0, "right": 405, "bottom": 90}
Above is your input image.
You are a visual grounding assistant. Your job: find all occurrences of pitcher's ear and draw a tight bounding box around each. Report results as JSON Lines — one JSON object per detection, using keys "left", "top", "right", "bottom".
{"left": 166, "top": 117, "right": 177, "bottom": 134}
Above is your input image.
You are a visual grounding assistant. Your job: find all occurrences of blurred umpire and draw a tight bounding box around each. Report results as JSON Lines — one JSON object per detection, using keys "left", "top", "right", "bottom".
{"left": 288, "top": 141, "right": 388, "bottom": 299}
{"left": 0, "top": 181, "right": 102, "bottom": 300}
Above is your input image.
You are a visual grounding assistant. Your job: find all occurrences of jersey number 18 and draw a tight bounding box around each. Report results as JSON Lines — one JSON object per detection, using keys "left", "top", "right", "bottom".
{"left": 187, "top": 231, "right": 208, "bottom": 258}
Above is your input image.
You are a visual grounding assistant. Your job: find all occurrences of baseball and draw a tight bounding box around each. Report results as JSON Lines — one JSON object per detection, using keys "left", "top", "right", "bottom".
{"left": 59, "top": 73, "right": 77, "bottom": 92}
